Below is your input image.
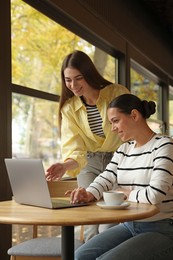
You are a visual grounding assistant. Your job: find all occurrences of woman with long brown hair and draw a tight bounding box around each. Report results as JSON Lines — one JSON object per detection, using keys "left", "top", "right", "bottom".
{"left": 46, "top": 50, "right": 129, "bottom": 240}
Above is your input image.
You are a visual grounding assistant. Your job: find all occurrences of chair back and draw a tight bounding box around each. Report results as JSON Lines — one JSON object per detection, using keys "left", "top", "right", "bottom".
{"left": 47, "top": 179, "right": 78, "bottom": 197}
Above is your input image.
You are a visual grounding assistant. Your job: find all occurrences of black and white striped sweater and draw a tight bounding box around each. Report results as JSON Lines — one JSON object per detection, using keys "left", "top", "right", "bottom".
{"left": 87, "top": 135, "right": 173, "bottom": 221}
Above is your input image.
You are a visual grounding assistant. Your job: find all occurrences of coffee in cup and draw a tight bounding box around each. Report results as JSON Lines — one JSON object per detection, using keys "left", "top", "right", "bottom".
{"left": 103, "top": 191, "right": 125, "bottom": 206}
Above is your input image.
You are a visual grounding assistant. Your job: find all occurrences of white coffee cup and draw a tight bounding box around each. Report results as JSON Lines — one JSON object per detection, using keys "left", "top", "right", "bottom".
{"left": 103, "top": 191, "right": 125, "bottom": 206}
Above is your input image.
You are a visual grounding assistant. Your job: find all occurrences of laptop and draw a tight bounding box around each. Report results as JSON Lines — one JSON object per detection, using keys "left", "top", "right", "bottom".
{"left": 5, "top": 158, "right": 88, "bottom": 209}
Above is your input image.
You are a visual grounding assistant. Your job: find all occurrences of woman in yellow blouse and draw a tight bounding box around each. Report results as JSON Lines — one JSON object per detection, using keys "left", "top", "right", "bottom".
{"left": 46, "top": 50, "right": 129, "bottom": 240}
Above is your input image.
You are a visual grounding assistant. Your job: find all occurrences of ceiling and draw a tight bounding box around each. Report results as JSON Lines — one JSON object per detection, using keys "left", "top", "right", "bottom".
{"left": 141, "top": 0, "right": 173, "bottom": 44}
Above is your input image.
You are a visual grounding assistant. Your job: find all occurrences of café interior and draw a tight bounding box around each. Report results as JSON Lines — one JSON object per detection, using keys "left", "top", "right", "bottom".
{"left": 1, "top": 0, "right": 173, "bottom": 259}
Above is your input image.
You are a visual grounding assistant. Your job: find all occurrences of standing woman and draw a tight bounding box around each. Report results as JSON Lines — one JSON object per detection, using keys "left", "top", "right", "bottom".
{"left": 46, "top": 50, "right": 129, "bottom": 240}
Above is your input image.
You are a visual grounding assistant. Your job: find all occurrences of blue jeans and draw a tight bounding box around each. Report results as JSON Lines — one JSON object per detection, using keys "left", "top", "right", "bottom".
{"left": 77, "top": 152, "right": 115, "bottom": 242}
{"left": 75, "top": 219, "right": 173, "bottom": 260}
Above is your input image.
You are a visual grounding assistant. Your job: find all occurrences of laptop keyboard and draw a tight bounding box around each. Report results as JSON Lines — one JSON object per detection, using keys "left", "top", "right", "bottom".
{"left": 51, "top": 198, "right": 71, "bottom": 207}
{"left": 51, "top": 198, "right": 88, "bottom": 208}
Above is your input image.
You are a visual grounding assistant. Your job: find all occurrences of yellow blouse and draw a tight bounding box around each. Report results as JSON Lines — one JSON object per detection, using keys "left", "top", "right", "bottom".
{"left": 61, "top": 83, "right": 129, "bottom": 177}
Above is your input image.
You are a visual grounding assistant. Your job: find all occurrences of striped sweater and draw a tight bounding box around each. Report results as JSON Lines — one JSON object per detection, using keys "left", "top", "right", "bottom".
{"left": 87, "top": 135, "right": 173, "bottom": 221}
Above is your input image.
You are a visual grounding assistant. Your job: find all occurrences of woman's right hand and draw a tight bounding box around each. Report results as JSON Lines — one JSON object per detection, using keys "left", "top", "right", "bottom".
{"left": 67, "top": 187, "right": 95, "bottom": 204}
{"left": 46, "top": 162, "right": 66, "bottom": 181}
{"left": 46, "top": 159, "right": 79, "bottom": 181}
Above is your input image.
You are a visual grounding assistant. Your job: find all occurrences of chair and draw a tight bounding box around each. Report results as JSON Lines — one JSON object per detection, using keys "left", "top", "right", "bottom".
{"left": 8, "top": 179, "right": 84, "bottom": 260}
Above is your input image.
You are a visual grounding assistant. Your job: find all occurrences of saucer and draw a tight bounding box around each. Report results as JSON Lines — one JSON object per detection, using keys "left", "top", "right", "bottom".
{"left": 96, "top": 201, "right": 130, "bottom": 210}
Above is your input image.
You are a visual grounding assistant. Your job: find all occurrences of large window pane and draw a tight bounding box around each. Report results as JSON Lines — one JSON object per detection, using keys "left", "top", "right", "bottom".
{"left": 11, "top": 0, "right": 82, "bottom": 94}
{"left": 11, "top": 0, "right": 116, "bottom": 94}
{"left": 130, "top": 60, "right": 163, "bottom": 134}
{"left": 12, "top": 93, "right": 60, "bottom": 168}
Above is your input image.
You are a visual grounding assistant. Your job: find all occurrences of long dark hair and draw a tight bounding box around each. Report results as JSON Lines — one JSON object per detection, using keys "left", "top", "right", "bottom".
{"left": 108, "top": 94, "right": 156, "bottom": 119}
{"left": 59, "top": 50, "right": 112, "bottom": 120}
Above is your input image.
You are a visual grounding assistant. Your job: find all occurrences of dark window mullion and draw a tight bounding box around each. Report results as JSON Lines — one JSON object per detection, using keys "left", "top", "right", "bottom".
{"left": 12, "top": 84, "right": 59, "bottom": 102}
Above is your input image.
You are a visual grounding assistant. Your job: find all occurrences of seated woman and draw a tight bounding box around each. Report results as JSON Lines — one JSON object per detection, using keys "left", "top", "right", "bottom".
{"left": 70, "top": 93, "right": 173, "bottom": 260}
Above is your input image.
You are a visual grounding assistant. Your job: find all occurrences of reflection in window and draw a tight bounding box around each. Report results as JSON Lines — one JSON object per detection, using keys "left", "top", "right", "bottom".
{"left": 130, "top": 60, "right": 163, "bottom": 134}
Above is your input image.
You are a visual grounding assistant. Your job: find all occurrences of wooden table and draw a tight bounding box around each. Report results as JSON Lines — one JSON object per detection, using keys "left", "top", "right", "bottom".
{"left": 0, "top": 200, "right": 159, "bottom": 260}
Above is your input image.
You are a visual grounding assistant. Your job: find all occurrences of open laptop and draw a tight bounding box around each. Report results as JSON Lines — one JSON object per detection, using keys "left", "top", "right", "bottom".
{"left": 5, "top": 158, "right": 88, "bottom": 209}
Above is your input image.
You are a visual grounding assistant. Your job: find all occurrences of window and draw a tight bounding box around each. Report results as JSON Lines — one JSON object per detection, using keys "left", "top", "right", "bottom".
{"left": 130, "top": 60, "right": 163, "bottom": 134}
{"left": 12, "top": 94, "right": 60, "bottom": 168}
